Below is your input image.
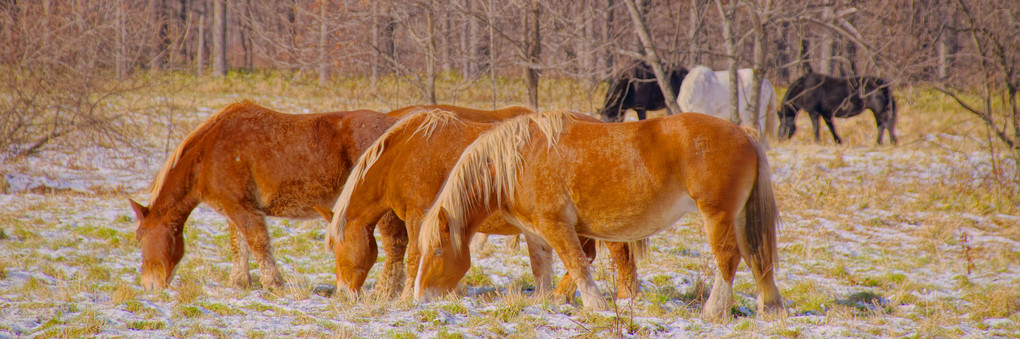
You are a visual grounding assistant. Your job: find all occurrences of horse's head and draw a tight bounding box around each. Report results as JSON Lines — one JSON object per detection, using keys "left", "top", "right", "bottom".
{"left": 414, "top": 209, "right": 475, "bottom": 300}
{"left": 598, "top": 107, "right": 625, "bottom": 123}
{"left": 776, "top": 101, "right": 799, "bottom": 141}
{"left": 129, "top": 199, "right": 186, "bottom": 290}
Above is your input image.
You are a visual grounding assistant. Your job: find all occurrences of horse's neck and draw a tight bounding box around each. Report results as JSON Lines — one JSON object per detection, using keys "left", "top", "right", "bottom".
{"left": 148, "top": 165, "right": 202, "bottom": 225}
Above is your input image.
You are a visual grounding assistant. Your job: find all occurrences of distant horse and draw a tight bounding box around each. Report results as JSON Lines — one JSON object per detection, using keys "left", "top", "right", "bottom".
{"left": 778, "top": 72, "right": 897, "bottom": 145}
{"left": 676, "top": 65, "right": 778, "bottom": 140}
{"left": 598, "top": 62, "right": 688, "bottom": 122}
{"left": 326, "top": 109, "right": 641, "bottom": 300}
{"left": 414, "top": 111, "right": 784, "bottom": 319}
{"left": 128, "top": 101, "right": 398, "bottom": 290}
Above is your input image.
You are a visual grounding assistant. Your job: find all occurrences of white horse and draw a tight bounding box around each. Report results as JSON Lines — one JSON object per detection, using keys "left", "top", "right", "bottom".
{"left": 676, "top": 65, "right": 778, "bottom": 140}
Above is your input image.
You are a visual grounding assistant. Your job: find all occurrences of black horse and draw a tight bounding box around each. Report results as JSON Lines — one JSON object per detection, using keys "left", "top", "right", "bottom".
{"left": 598, "top": 63, "right": 688, "bottom": 122}
{"left": 778, "top": 72, "right": 898, "bottom": 145}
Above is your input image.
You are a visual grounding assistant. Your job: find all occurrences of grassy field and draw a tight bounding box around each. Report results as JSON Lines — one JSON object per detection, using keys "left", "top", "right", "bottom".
{"left": 1, "top": 73, "right": 1018, "bottom": 337}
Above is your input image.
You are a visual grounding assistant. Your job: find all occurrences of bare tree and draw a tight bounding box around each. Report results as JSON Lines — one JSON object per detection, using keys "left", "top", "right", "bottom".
{"left": 622, "top": 0, "right": 681, "bottom": 115}
{"left": 523, "top": 0, "right": 540, "bottom": 109}
{"left": 715, "top": 0, "right": 741, "bottom": 123}
{"left": 212, "top": 0, "right": 227, "bottom": 76}
{"left": 938, "top": 0, "right": 1020, "bottom": 182}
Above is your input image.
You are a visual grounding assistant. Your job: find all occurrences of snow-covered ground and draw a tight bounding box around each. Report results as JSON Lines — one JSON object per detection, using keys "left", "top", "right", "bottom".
{"left": 1, "top": 111, "right": 1018, "bottom": 337}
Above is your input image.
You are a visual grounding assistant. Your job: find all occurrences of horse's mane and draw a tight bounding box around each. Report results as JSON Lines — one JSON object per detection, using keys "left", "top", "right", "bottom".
{"left": 326, "top": 108, "right": 463, "bottom": 247}
{"left": 418, "top": 110, "right": 576, "bottom": 254}
{"left": 147, "top": 100, "right": 262, "bottom": 205}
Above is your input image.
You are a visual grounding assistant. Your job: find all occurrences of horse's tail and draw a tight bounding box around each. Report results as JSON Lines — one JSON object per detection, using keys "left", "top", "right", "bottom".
{"left": 885, "top": 85, "right": 897, "bottom": 126}
{"left": 418, "top": 111, "right": 574, "bottom": 255}
{"left": 739, "top": 135, "right": 781, "bottom": 290}
{"left": 326, "top": 109, "right": 463, "bottom": 248}
{"left": 148, "top": 100, "right": 257, "bottom": 205}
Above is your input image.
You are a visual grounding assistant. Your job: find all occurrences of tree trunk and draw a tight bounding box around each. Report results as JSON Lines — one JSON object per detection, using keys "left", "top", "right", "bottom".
{"left": 212, "top": 0, "right": 227, "bottom": 77}
{"left": 197, "top": 11, "right": 206, "bottom": 75}
{"left": 425, "top": 1, "right": 438, "bottom": 104}
{"left": 715, "top": 0, "right": 740, "bottom": 124}
{"left": 624, "top": 0, "right": 681, "bottom": 115}
{"left": 524, "top": 0, "right": 541, "bottom": 110}
{"left": 318, "top": 0, "right": 329, "bottom": 86}
{"left": 241, "top": 0, "right": 253, "bottom": 71}
{"left": 937, "top": 0, "right": 956, "bottom": 80}
{"left": 462, "top": 0, "right": 477, "bottom": 77}
{"left": 152, "top": 0, "right": 171, "bottom": 71}
{"left": 687, "top": 0, "right": 708, "bottom": 66}
{"left": 488, "top": 0, "right": 497, "bottom": 109}
{"left": 600, "top": 0, "right": 615, "bottom": 77}
{"left": 116, "top": 0, "right": 127, "bottom": 77}
{"left": 749, "top": 0, "right": 771, "bottom": 136}
{"left": 818, "top": 0, "right": 834, "bottom": 75}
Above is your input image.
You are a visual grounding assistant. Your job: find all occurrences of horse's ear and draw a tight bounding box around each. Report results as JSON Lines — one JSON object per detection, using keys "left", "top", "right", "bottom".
{"left": 128, "top": 199, "right": 149, "bottom": 220}
{"left": 312, "top": 205, "right": 334, "bottom": 222}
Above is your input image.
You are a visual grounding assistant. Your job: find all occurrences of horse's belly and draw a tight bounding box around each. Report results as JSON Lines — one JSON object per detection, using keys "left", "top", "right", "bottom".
{"left": 579, "top": 189, "right": 698, "bottom": 242}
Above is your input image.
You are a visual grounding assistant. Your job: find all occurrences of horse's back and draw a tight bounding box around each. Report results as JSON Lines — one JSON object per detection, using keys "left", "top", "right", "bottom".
{"left": 677, "top": 66, "right": 726, "bottom": 115}
{"left": 514, "top": 114, "right": 758, "bottom": 239}
{"left": 388, "top": 104, "right": 533, "bottom": 123}
{"left": 196, "top": 103, "right": 393, "bottom": 218}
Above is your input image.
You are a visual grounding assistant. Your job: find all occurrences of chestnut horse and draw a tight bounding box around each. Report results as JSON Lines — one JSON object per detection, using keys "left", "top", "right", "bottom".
{"left": 129, "top": 102, "right": 537, "bottom": 292}
{"left": 128, "top": 101, "right": 397, "bottom": 290}
{"left": 415, "top": 111, "right": 783, "bottom": 319}
{"left": 327, "top": 109, "right": 641, "bottom": 300}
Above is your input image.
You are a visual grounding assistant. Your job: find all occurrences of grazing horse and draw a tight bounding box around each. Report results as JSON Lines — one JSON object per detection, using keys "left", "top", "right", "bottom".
{"left": 326, "top": 109, "right": 641, "bottom": 300}
{"left": 414, "top": 111, "right": 784, "bottom": 319}
{"left": 778, "top": 72, "right": 898, "bottom": 145}
{"left": 676, "top": 65, "right": 779, "bottom": 140}
{"left": 128, "top": 101, "right": 398, "bottom": 290}
{"left": 598, "top": 62, "right": 688, "bottom": 122}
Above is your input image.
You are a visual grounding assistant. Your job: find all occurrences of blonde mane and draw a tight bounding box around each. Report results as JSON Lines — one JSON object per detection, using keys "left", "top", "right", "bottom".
{"left": 418, "top": 110, "right": 577, "bottom": 253}
{"left": 326, "top": 109, "right": 463, "bottom": 247}
{"left": 147, "top": 100, "right": 261, "bottom": 205}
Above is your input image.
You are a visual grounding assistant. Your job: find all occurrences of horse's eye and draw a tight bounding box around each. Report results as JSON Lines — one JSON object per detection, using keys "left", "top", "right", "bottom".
{"left": 433, "top": 248, "right": 444, "bottom": 256}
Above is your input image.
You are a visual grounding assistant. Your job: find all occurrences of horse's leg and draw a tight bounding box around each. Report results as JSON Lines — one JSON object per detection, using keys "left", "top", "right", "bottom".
{"left": 809, "top": 112, "right": 823, "bottom": 142}
{"left": 821, "top": 114, "right": 843, "bottom": 144}
{"left": 522, "top": 233, "right": 554, "bottom": 294}
{"left": 552, "top": 236, "right": 597, "bottom": 303}
{"left": 227, "top": 221, "right": 252, "bottom": 288}
{"left": 225, "top": 209, "right": 285, "bottom": 289}
{"left": 535, "top": 220, "right": 609, "bottom": 310}
{"left": 873, "top": 111, "right": 887, "bottom": 145}
{"left": 372, "top": 211, "right": 407, "bottom": 299}
{"left": 886, "top": 115, "right": 898, "bottom": 145}
{"left": 605, "top": 241, "right": 638, "bottom": 299}
{"left": 699, "top": 210, "right": 742, "bottom": 320}
{"left": 469, "top": 233, "right": 489, "bottom": 253}
{"left": 400, "top": 210, "right": 425, "bottom": 300}
{"left": 874, "top": 108, "right": 897, "bottom": 145}
{"left": 636, "top": 109, "right": 647, "bottom": 120}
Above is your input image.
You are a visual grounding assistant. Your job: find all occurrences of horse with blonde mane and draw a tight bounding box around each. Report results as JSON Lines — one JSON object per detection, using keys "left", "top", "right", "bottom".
{"left": 327, "top": 109, "right": 641, "bottom": 300}
{"left": 415, "top": 111, "right": 784, "bottom": 319}
{"left": 128, "top": 101, "right": 398, "bottom": 290}
{"left": 388, "top": 104, "right": 533, "bottom": 122}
